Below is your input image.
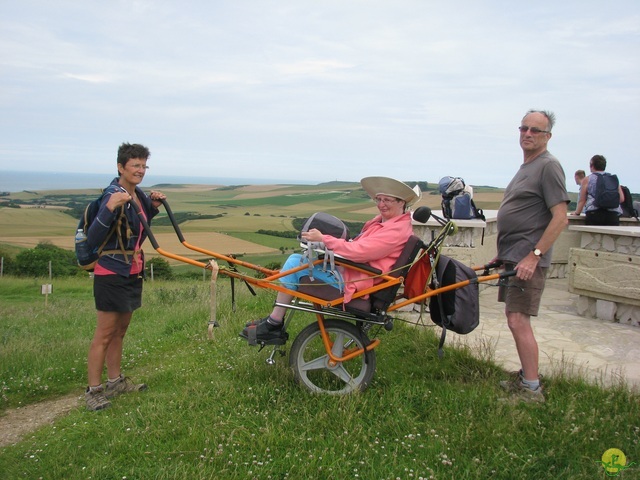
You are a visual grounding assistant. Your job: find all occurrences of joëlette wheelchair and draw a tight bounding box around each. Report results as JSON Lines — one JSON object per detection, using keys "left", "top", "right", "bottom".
{"left": 133, "top": 200, "right": 512, "bottom": 395}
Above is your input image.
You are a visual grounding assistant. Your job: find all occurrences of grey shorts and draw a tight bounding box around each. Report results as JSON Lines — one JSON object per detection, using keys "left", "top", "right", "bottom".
{"left": 497, "top": 263, "right": 547, "bottom": 317}
{"left": 94, "top": 274, "right": 143, "bottom": 313}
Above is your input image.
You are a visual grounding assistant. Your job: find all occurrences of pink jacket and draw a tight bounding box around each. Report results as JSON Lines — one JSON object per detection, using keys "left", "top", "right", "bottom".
{"left": 322, "top": 212, "right": 413, "bottom": 303}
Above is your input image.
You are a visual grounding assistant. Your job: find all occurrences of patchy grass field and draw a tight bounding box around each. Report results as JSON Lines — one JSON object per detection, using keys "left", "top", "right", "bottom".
{"left": 0, "top": 277, "right": 638, "bottom": 479}
{"left": 2, "top": 182, "right": 640, "bottom": 479}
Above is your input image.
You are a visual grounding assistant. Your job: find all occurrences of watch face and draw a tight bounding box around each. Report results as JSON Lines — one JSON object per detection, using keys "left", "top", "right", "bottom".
{"left": 534, "top": 249, "right": 542, "bottom": 257}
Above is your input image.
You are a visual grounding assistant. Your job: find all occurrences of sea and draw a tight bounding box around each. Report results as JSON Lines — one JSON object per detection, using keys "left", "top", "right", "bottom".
{"left": 0, "top": 170, "right": 313, "bottom": 193}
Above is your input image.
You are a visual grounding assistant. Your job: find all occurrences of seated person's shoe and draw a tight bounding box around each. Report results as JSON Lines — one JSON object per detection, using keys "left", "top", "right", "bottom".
{"left": 245, "top": 316, "right": 269, "bottom": 328}
{"left": 239, "top": 318, "right": 287, "bottom": 345}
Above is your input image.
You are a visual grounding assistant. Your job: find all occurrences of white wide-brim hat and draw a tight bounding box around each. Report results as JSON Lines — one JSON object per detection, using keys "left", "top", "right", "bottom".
{"left": 360, "top": 176, "right": 421, "bottom": 206}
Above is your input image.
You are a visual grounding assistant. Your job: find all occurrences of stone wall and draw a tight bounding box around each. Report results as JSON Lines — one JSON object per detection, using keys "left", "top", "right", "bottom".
{"left": 412, "top": 213, "right": 496, "bottom": 269}
{"left": 411, "top": 212, "right": 640, "bottom": 327}
{"left": 412, "top": 210, "right": 573, "bottom": 279}
{"left": 568, "top": 226, "right": 640, "bottom": 326}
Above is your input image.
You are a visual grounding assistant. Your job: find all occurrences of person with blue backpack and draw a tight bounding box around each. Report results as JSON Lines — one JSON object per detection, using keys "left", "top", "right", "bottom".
{"left": 85, "top": 143, "right": 166, "bottom": 411}
{"left": 573, "top": 154, "right": 624, "bottom": 225}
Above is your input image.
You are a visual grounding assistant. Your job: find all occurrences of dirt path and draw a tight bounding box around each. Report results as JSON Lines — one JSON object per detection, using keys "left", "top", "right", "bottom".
{"left": 0, "top": 394, "right": 80, "bottom": 448}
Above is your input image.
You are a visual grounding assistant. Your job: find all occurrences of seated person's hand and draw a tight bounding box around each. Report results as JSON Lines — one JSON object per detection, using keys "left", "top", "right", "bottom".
{"left": 301, "top": 228, "right": 324, "bottom": 243}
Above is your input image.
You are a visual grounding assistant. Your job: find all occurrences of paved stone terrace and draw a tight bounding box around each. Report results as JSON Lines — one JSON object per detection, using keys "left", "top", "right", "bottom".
{"left": 406, "top": 279, "right": 640, "bottom": 390}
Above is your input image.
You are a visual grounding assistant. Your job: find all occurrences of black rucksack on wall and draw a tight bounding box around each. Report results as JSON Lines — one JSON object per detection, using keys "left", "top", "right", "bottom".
{"left": 619, "top": 185, "right": 639, "bottom": 219}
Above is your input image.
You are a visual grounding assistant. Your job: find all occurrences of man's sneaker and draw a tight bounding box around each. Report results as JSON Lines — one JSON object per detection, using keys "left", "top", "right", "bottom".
{"left": 105, "top": 374, "right": 148, "bottom": 399}
{"left": 239, "top": 318, "right": 287, "bottom": 344}
{"left": 85, "top": 386, "right": 111, "bottom": 411}
{"left": 513, "top": 384, "right": 545, "bottom": 403}
{"left": 500, "top": 370, "right": 545, "bottom": 403}
{"left": 499, "top": 369, "right": 524, "bottom": 391}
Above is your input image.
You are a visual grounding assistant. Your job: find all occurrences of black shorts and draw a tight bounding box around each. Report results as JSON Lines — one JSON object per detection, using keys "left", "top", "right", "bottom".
{"left": 585, "top": 209, "right": 620, "bottom": 226}
{"left": 94, "top": 274, "right": 143, "bottom": 312}
{"left": 497, "top": 263, "right": 547, "bottom": 317}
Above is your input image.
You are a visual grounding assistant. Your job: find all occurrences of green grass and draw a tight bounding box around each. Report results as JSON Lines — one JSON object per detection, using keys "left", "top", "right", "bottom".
{"left": 0, "top": 276, "right": 638, "bottom": 479}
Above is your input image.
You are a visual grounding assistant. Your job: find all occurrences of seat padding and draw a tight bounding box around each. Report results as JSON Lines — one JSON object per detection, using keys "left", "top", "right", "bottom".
{"left": 295, "top": 235, "right": 423, "bottom": 314}
{"left": 297, "top": 276, "right": 371, "bottom": 312}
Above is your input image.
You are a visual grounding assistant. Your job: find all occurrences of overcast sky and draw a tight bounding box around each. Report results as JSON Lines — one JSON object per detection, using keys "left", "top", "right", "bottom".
{"left": 1, "top": 1, "right": 638, "bottom": 191}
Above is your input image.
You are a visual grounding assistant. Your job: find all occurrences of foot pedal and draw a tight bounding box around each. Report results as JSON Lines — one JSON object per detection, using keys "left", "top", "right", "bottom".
{"left": 257, "top": 332, "right": 289, "bottom": 347}
{"left": 239, "top": 330, "right": 289, "bottom": 347}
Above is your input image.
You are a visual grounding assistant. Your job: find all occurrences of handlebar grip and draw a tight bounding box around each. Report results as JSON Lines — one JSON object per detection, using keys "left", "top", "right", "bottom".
{"left": 499, "top": 270, "right": 517, "bottom": 278}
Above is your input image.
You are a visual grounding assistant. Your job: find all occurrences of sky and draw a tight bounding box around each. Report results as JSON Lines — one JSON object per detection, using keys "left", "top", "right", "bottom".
{"left": 1, "top": 1, "right": 639, "bottom": 191}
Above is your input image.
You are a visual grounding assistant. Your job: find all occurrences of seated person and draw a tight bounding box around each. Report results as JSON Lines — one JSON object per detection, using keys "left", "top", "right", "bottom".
{"left": 572, "top": 169, "right": 585, "bottom": 214}
{"left": 240, "top": 176, "right": 421, "bottom": 343}
{"left": 573, "top": 154, "right": 624, "bottom": 225}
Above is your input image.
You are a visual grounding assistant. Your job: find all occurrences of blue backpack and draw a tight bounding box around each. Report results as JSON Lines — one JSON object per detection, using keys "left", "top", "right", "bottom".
{"left": 438, "top": 177, "right": 485, "bottom": 221}
{"left": 593, "top": 173, "right": 620, "bottom": 209}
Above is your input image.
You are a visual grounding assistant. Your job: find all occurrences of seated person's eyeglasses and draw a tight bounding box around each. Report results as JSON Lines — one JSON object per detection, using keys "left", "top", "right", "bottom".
{"left": 374, "top": 196, "right": 399, "bottom": 205}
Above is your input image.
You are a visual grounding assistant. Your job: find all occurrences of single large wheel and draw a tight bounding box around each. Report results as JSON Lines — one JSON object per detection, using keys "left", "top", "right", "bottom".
{"left": 289, "top": 319, "right": 376, "bottom": 395}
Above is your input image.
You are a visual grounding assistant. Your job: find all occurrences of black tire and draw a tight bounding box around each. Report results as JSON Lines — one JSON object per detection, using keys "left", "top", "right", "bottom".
{"left": 289, "top": 319, "right": 376, "bottom": 395}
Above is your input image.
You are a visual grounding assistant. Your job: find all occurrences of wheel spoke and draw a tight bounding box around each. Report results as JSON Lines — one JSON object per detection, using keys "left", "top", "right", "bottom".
{"left": 330, "top": 364, "right": 358, "bottom": 385}
{"left": 298, "top": 355, "right": 329, "bottom": 372}
{"left": 330, "top": 331, "right": 346, "bottom": 357}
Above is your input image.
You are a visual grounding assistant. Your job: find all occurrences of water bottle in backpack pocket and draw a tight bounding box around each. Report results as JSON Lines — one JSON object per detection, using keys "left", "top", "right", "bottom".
{"left": 75, "top": 228, "right": 98, "bottom": 270}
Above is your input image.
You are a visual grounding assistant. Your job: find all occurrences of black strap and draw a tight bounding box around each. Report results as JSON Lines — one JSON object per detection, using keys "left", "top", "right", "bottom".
{"left": 247, "top": 326, "right": 257, "bottom": 346}
{"left": 436, "top": 291, "right": 448, "bottom": 359}
{"left": 230, "top": 277, "right": 236, "bottom": 312}
{"left": 226, "top": 259, "right": 257, "bottom": 313}
{"left": 243, "top": 279, "right": 256, "bottom": 296}
{"left": 438, "top": 327, "right": 447, "bottom": 359}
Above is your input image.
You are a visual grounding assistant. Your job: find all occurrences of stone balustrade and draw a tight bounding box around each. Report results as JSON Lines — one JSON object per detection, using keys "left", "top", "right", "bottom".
{"left": 412, "top": 210, "right": 569, "bottom": 278}
{"left": 568, "top": 225, "right": 640, "bottom": 326}
{"left": 412, "top": 210, "right": 640, "bottom": 327}
{"left": 412, "top": 210, "right": 495, "bottom": 269}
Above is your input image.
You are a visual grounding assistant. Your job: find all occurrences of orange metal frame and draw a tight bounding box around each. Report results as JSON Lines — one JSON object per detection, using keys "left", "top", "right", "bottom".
{"left": 137, "top": 200, "right": 501, "bottom": 365}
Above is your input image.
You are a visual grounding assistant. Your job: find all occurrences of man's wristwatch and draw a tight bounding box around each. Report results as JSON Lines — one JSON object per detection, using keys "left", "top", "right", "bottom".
{"left": 533, "top": 248, "right": 542, "bottom": 258}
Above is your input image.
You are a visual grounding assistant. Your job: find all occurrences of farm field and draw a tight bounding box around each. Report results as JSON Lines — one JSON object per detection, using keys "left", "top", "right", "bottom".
{"left": 0, "top": 181, "right": 505, "bottom": 262}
